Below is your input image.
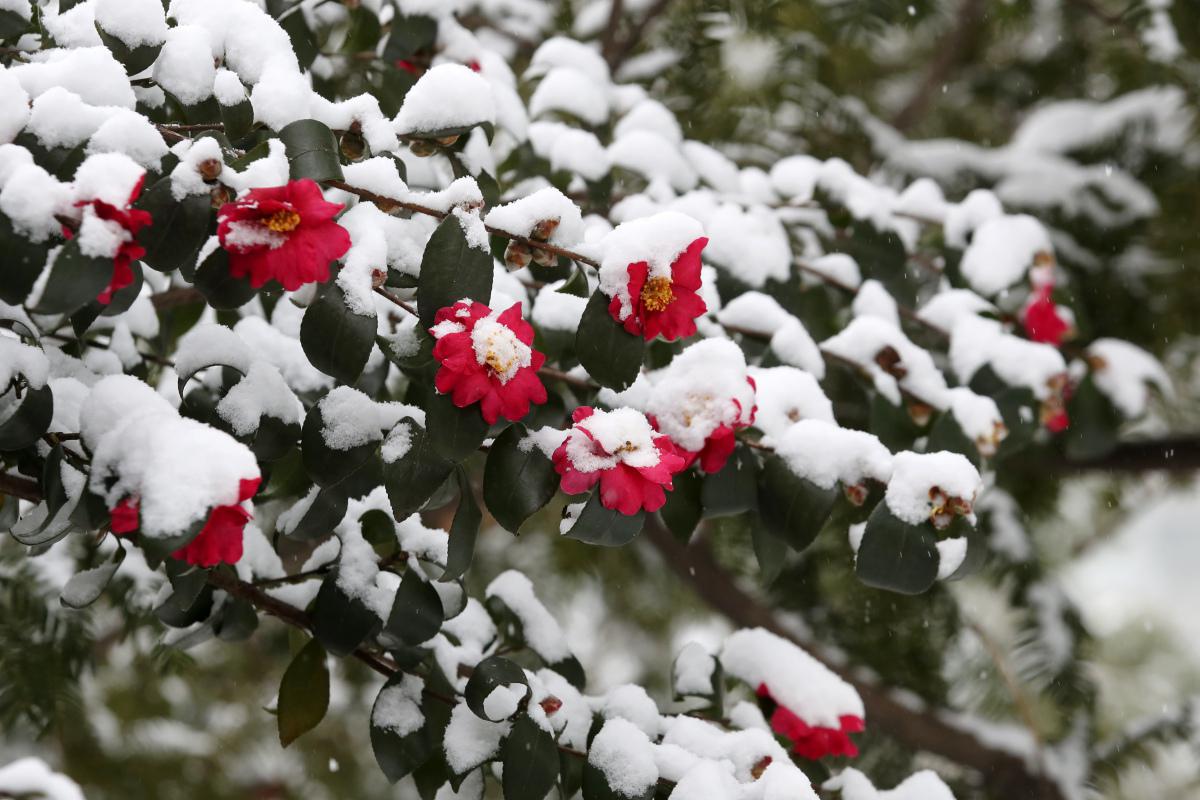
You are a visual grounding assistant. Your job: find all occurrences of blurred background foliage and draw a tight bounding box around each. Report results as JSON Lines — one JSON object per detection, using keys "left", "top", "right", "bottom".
{"left": 3, "top": 0, "right": 1200, "bottom": 798}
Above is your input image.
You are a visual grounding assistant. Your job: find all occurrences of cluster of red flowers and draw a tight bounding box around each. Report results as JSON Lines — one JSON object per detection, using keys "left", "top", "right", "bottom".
{"left": 611, "top": 236, "right": 709, "bottom": 342}
{"left": 111, "top": 478, "right": 261, "bottom": 568}
{"left": 757, "top": 684, "right": 864, "bottom": 760}
{"left": 429, "top": 300, "right": 548, "bottom": 424}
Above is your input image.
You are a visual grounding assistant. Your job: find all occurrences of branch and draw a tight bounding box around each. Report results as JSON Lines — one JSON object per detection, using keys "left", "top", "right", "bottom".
{"left": 640, "top": 518, "right": 1066, "bottom": 800}
{"left": 605, "top": 0, "right": 673, "bottom": 71}
{"left": 0, "top": 472, "right": 40, "bottom": 502}
{"left": 600, "top": 0, "right": 625, "bottom": 65}
{"left": 1052, "top": 436, "right": 1200, "bottom": 473}
{"left": 891, "top": 0, "right": 987, "bottom": 132}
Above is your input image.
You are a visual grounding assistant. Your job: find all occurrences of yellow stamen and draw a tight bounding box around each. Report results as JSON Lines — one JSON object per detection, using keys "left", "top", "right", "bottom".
{"left": 641, "top": 276, "right": 674, "bottom": 312}
{"left": 264, "top": 209, "right": 301, "bottom": 233}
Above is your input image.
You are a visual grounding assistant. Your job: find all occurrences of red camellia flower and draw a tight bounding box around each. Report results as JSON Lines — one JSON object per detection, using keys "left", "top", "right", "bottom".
{"left": 757, "top": 684, "right": 864, "bottom": 760}
{"left": 552, "top": 406, "right": 686, "bottom": 515}
{"left": 609, "top": 237, "right": 708, "bottom": 342}
{"left": 430, "top": 299, "right": 548, "bottom": 424}
{"left": 70, "top": 176, "right": 153, "bottom": 305}
{"left": 216, "top": 179, "right": 351, "bottom": 291}
{"left": 110, "top": 478, "right": 261, "bottom": 567}
{"left": 1023, "top": 286, "right": 1072, "bottom": 346}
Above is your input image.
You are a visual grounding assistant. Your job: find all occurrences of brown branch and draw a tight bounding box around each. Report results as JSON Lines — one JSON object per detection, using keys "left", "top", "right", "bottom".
{"left": 891, "top": 0, "right": 987, "bottom": 132}
{"left": 600, "top": 0, "right": 625, "bottom": 64}
{"left": 605, "top": 0, "right": 673, "bottom": 71}
{"left": 0, "top": 472, "right": 40, "bottom": 502}
{"left": 1051, "top": 436, "right": 1200, "bottom": 473}
{"left": 640, "top": 517, "right": 1065, "bottom": 800}
{"left": 150, "top": 287, "right": 205, "bottom": 311}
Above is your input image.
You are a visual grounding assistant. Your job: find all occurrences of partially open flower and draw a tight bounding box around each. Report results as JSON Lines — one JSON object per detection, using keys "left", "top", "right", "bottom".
{"left": 73, "top": 175, "right": 153, "bottom": 305}
{"left": 757, "top": 684, "right": 864, "bottom": 760}
{"left": 608, "top": 236, "right": 709, "bottom": 342}
{"left": 552, "top": 407, "right": 686, "bottom": 515}
{"left": 217, "top": 179, "right": 351, "bottom": 291}
{"left": 1022, "top": 260, "right": 1073, "bottom": 346}
{"left": 430, "top": 300, "right": 547, "bottom": 424}
{"left": 110, "top": 478, "right": 261, "bottom": 567}
{"left": 1041, "top": 372, "right": 1072, "bottom": 432}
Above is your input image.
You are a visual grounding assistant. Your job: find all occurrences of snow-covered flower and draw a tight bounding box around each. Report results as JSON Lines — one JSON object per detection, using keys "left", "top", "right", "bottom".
{"left": 216, "top": 179, "right": 351, "bottom": 291}
{"left": 610, "top": 236, "right": 709, "bottom": 341}
{"left": 1021, "top": 262, "right": 1072, "bottom": 346}
{"left": 552, "top": 407, "right": 686, "bottom": 515}
{"left": 645, "top": 339, "right": 757, "bottom": 474}
{"left": 430, "top": 300, "right": 548, "bottom": 424}
{"left": 757, "top": 683, "right": 865, "bottom": 760}
{"left": 111, "top": 477, "right": 261, "bottom": 567}
{"left": 72, "top": 175, "right": 152, "bottom": 305}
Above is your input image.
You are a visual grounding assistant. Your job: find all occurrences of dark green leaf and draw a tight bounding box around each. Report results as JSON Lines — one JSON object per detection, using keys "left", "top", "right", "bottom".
{"left": 583, "top": 760, "right": 654, "bottom": 800}
{"left": 371, "top": 677, "right": 441, "bottom": 782}
{"left": 0, "top": 9, "right": 30, "bottom": 40}
{"left": 927, "top": 412, "right": 980, "bottom": 466}
{"left": 9, "top": 500, "right": 76, "bottom": 547}
{"left": 659, "top": 467, "right": 702, "bottom": 542}
{"left": 575, "top": 290, "right": 644, "bottom": 391}
{"left": 482, "top": 424, "right": 559, "bottom": 534}
{"left": 214, "top": 595, "right": 260, "bottom": 641}
{"left": 563, "top": 492, "right": 645, "bottom": 547}
{"left": 343, "top": 5, "right": 382, "bottom": 53}
{"left": 279, "top": 119, "right": 344, "bottom": 183}
{"left": 855, "top": 503, "right": 940, "bottom": 595}
{"left": 384, "top": 568, "right": 444, "bottom": 646}
{"left": 136, "top": 176, "right": 212, "bottom": 273}
{"left": 0, "top": 214, "right": 50, "bottom": 305}
{"left": 33, "top": 239, "right": 111, "bottom": 315}
{"left": 193, "top": 246, "right": 257, "bottom": 310}
{"left": 383, "top": 15, "right": 438, "bottom": 63}
{"left": 557, "top": 265, "right": 589, "bottom": 298}
{"left": 219, "top": 98, "right": 254, "bottom": 141}
{"left": 301, "top": 280, "right": 377, "bottom": 384}
{"left": 700, "top": 445, "right": 759, "bottom": 518}
{"left": 302, "top": 404, "right": 377, "bottom": 488}
{"left": 1063, "top": 373, "right": 1121, "bottom": 461}
{"left": 836, "top": 221, "right": 916, "bottom": 306}
{"left": 0, "top": 384, "right": 54, "bottom": 452}
{"left": 502, "top": 713, "right": 559, "bottom": 800}
{"left": 280, "top": 9, "right": 319, "bottom": 68}
{"left": 383, "top": 420, "right": 454, "bottom": 518}
{"left": 425, "top": 389, "right": 490, "bottom": 462}
{"left": 757, "top": 456, "right": 837, "bottom": 552}
{"left": 442, "top": 467, "right": 480, "bottom": 581}
{"left": 155, "top": 566, "right": 215, "bottom": 628}
{"left": 464, "top": 655, "right": 528, "bottom": 721}
{"left": 869, "top": 393, "right": 922, "bottom": 452}
{"left": 95, "top": 25, "right": 161, "bottom": 75}
{"left": 311, "top": 570, "right": 383, "bottom": 657}
{"left": 278, "top": 638, "right": 330, "bottom": 747}
{"left": 250, "top": 415, "right": 300, "bottom": 462}
{"left": 60, "top": 544, "right": 126, "bottom": 609}
{"left": 416, "top": 215, "right": 494, "bottom": 330}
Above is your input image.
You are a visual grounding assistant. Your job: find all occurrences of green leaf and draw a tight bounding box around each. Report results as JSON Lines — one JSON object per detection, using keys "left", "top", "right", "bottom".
{"left": 383, "top": 420, "right": 454, "bottom": 519}
{"left": 563, "top": 492, "right": 646, "bottom": 547}
{"left": 575, "top": 290, "right": 644, "bottom": 391}
{"left": 311, "top": 570, "right": 383, "bottom": 657}
{"left": 557, "top": 265, "right": 589, "bottom": 298}
{"left": 927, "top": 412, "right": 980, "bottom": 466}
{"left": 249, "top": 415, "right": 301, "bottom": 462}
{"left": 213, "top": 596, "right": 259, "bottom": 641}
{"left": 583, "top": 760, "right": 654, "bottom": 800}
{"left": 0, "top": 214, "right": 51, "bottom": 305}
{"left": 757, "top": 456, "right": 837, "bottom": 552}
{"left": 279, "top": 119, "right": 344, "bottom": 183}
{"left": 95, "top": 25, "right": 162, "bottom": 75}
{"left": 193, "top": 246, "right": 257, "bottom": 310}
{"left": 482, "top": 424, "right": 559, "bottom": 534}
{"left": 0, "top": 384, "right": 54, "bottom": 452}
{"left": 9, "top": 500, "right": 76, "bottom": 548}
{"left": 659, "top": 467, "right": 702, "bottom": 542}
{"left": 836, "top": 221, "right": 916, "bottom": 306}
{"left": 426, "top": 389, "right": 490, "bottom": 462}
{"left": 343, "top": 5, "right": 381, "bottom": 53}
{"left": 33, "top": 239, "right": 112, "bottom": 315}
{"left": 383, "top": 14, "right": 438, "bottom": 63}
{"left": 442, "top": 467, "right": 480, "bottom": 581}
{"left": 219, "top": 98, "right": 254, "bottom": 141}
{"left": 280, "top": 8, "right": 319, "bottom": 68}
{"left": 154, "top": 566, "right": 215, "bottom": 628}
{"left": 136, "top": 176, "right": 212, "bottom": 273}
{"left": 464, "top": 655, "right": 528, "bottom": 721}
{"left": 0, "top": 9, "right": 30, "bottom": 40}
{"left": 371, "top": 678, "right": 444, "bottom": 783}
{"left": 301, "top": 280, "right": 377, "bottom": 384}
{"left": 855, "top": 503, "right": 940, "bottom": 595}
{"left": 60, "top": 544, "right": 126, "bottom": 609}
{"left": 869, "top": 393, "right": 922, "bottom": 452}
{"left": 383, "top": 568, "right": 444, "bottom": 646}
{"left": 302, "top": 404, "right": 377, "bottom": 488}
{"left": 1063, "top": 373, "right": 1122, "bottom": 461}
{"left": 501, "top": 713, "right": 559, "bottom": 800}
{"left": 416, "top": 215, "right": 494, "bottom": 330}
{"left": 700, "top": 445, "right": 759, "bottom": 518}
{"left": 278, "top": 638, "right": 330, "bottom": 747}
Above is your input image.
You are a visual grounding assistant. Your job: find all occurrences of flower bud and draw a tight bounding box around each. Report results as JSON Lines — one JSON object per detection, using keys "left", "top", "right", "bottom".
{"left": 436, "top": 134, "right": 460, "bottom": 147}
{"left": 198, "top": 158, "right": 223, "bottom": 182}
{"left": 844, "top": 483, "right": 869, "bottom": 506}
{"left": 409, "top": 139, "right": 437, "bottom": 157}
{"left": 751, "top": 756, "right": 773, "bottom": 780}
{"left": 340, "top": 129, "right": 367, "bottom": 161}
{"left": 531, "top": 217, "right": 559, "bottom": 242}
{"left": 539, "top": 696, "right": 562, "bottom": 716}
{"left": 906, "top": 401, "right": 933, "bottom": 427}
{"left": 531, "top": 244, "right": 557, "bottom": 268}
{"left": 210, "top": 183, "right": 235, "bottom": 208}
{"left": 504, "top": 240, "right": 532, "bottom": 270}
{"left": 371, "top": 268, "right": 388, "bottom": 289}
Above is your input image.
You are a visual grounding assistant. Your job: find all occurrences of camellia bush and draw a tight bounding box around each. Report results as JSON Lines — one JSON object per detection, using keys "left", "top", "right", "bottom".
{"left": 0, "top": 1, "right": 1192, "bottom": 799}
